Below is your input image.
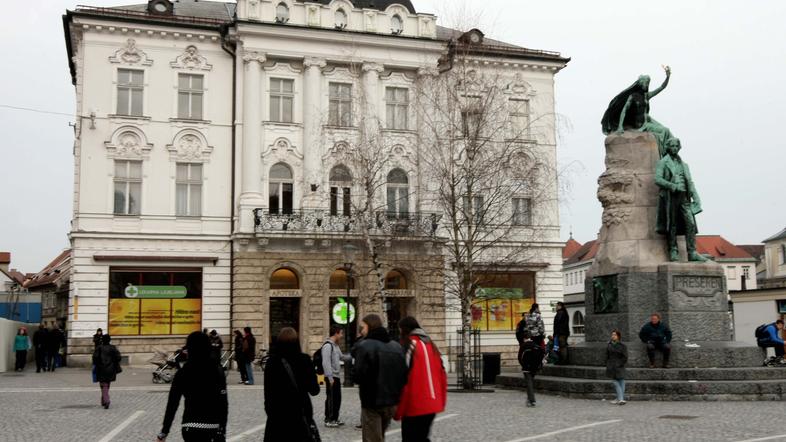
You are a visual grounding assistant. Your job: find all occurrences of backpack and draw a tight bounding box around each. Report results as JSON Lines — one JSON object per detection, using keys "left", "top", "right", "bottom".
{"left": 312, "top": 341, "right": 331, "bottom": 375}
{"left": 525, "top": 313, "right": 543, "bottom": 338}
{"left": 755, "top": 323, "right": 771, "bottom": 340}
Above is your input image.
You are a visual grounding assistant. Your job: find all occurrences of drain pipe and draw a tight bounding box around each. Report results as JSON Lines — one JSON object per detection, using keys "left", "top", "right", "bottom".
{"left": 220, "top": 24, "right": 237, "bottom": 344}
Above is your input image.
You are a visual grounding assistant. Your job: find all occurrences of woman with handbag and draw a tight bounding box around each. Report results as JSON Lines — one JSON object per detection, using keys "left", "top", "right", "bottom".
{"left": 263, "top": 327, "right": 321, "bottom": 442}
{"left": 157, "top": 331, "right": 228, "bottom": 442}
{"left": 92, "top": 334, "right": 121, "bottom": 409}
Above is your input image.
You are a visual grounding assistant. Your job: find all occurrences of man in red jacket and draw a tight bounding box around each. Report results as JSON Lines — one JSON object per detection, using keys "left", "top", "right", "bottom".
{"left": 395, "top": 317, "right": 448, "bottom": 442}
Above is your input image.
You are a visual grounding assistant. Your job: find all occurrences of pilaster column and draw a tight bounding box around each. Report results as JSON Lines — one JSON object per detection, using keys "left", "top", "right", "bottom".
{"left": 302, "top": 57, "right": 326, "bottom": 209}
{"left": 239, "top": 50, "right": 266, "bottom": 233}
{"left": 362, "top": 62, "right": 384, "bottom": 136}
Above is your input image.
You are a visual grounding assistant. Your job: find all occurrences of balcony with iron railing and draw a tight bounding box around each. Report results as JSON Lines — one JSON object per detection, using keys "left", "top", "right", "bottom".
{"left": 254, "top": 209, "right": 442, "bottom": 238}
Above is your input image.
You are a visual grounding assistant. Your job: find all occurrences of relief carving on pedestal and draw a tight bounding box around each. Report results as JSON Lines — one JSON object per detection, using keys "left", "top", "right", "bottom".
{"left": 597, "top": 158, "right": 635, "bottom": 226}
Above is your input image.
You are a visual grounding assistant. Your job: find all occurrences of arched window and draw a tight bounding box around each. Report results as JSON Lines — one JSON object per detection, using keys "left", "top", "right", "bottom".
{"left": 329, "top": 268, "right": 355, "bottom": 290}
{"left": 275, "top": 2, "right": 290, "bottom": 22}
{"left": 386, "top": 168, "right": 409, "bottom": 218}
{"left": 270, "top": 268, "right": 299, "bottom": 289}
{"left": 572, "top": 310, "right": 585, "bottom": 335}
{"left": 390, "top": 14, "right": 403, "bottom": 34}
{"left": 329, "top": 165, "right": 352, "bottom": 216}
{"left": 335, "top": 8, "right": 347, "bottom": 28}
{"left": 385, "top": 269, "right": 408, "bottom": 290}
{"left": 269, "top": 162, "right": 293, "bottom": 215}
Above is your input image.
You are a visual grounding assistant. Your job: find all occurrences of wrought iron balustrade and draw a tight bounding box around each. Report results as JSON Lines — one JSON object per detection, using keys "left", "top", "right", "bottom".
{"left": 254, "top": 209, "right": 441, "bottom": 237}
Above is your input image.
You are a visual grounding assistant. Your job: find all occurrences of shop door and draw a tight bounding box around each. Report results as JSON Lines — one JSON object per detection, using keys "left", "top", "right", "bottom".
{"left": 269, "top": 298, "right": 300, "bottom": 344}
{"left": 386, "top": 297, "right": 413, "bottom": 342}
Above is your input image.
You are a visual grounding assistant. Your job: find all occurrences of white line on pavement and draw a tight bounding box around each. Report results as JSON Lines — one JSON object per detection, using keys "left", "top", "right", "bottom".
{"left": 733, "top": 435, "right": 786, "bottom": 442}
{"left": 351, "top": 413, "right": 459, "bottom": 442}
{"left": 227, "top": 424, "right": 267, "bottom": 441}
{"left": 97, "top": 410, "right": 144, "bottom": 442}
{"left": 503, "top": 419, "right": 623, "bottom": 442}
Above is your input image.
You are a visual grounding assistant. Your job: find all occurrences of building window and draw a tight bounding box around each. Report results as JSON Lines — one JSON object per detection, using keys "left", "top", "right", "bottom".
{"left": 385, "top": 270, "right": 408, "bottom": 290}
{"left": 564, "top": 274, "right": 568, "bottom": 286}
{"left": 572, "top": 311, "right": 585, "bottom": 335}
{"left": 113, "top": 160, "right": 142, "bottom": 215}
{"left": 742, "top": 266, "right": 751, "bottom": 280}
{"left": 386, "top": 168, "right": 409, "bottom": 218}
{"left": 471, "top": 272, "right": 536, "bottom": 331}
{"left": 275, "top": 2, "right": 290, "bottom": 22}
{"left": 269, "top": 162, "right": 294, "bottom": 215}
{"left": 117, "top": 68, "right": 144, "bottom": 116}
{"left": 270, "top": 268, "right": 299, "bottom": 289}
{"left": 335, "top": 8, "right": 347, "bottom": 28}
{"left": 176, "top": 163, "right": 202, "bottom": 216}
{"left": 329, "top": 268, "right": 355, "bottom": 290}
{"left": 329, "top": 83, "right": 352, "bottom": 127}
{"left": 270, "top": 78, "right": 294, "bottom": 123}
{"left": 177, "top": 73, "right": 203, "bottom": 120}
{"left": 329, "top": 164, "right": 352, "bottom": 216}
{"left": 108, "top": 268, "right": 202, "bottom": 336}
{"left": 385, "top": 87, "right": 409, "bottom": 130}
{"left": 781, "top": 244, "right": 786, "bottom": 265}
{"left": 727, "top": 266, "right": 737, "bottom": 280}
{"left": 390, "top": 14, "right": 403, "bottom": 34}
{"left": 509, "top": 99, "right": 530, "bottom": 139}
{"left": 463, "top": 195, "right": 485, "bottom": 225}
{"left": 461, "top": 109, "right": 481, "bottom": 137}
{"left": 512, "top": 197, "right": 531, "bottom": 226}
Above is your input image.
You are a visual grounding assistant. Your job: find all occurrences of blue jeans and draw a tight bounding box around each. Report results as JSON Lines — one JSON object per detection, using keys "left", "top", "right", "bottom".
{"left": 244, "top": 362, "right": 254, "bottom": 384}
{"left": 611, "top": 378, "right": 625, "bottom": 401}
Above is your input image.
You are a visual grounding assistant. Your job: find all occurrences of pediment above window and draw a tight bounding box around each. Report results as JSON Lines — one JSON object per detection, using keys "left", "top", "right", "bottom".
{"left": 263, "top": 137, "right": 302, "bottom": 159}
{"left": 109, "top": 39, "right": 153, "bottom": 66}
{"left": 105, "top": 126, "right": 153, "bottom": 159}
{"left": 167, "top": 130, "right": 213, "bottom": 162}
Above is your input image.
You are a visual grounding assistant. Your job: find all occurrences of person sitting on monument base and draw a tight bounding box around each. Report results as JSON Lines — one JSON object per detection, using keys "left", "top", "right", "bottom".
{"left": 639, "top": 313, "right": 672, "bottom": 369}
{"left": 756, "top": 319, "right": 785, "bottom": 360}
{"left": 654, "top": 138, "right": 707, "bottom": 262}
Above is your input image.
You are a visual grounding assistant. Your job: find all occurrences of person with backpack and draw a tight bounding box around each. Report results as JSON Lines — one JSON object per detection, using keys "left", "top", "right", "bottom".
{"left": 318, "top": 325, "right": 352, "bottom": 428}
{"left": 605, "top": 329, "right": 628, "bottom": 405}
{"left": 352, "top": 314, "right": 408, "bottom": 442}
{"left": 92, "top": 334, "right": 122, "bottom": 409}
{"left": 518, "top": 330, "right": 544, "bottom": 407}
{"left": 525, "top": 304, "right": 546, "bottom": 347}
{"left": 157, "top": 331, "right": 228, "bottom": 442}
{"left": 394, "top": 317, "right": 447, "bottom": 442}
{"left": 756, "top": 319, "right": 785, "bottom": 359}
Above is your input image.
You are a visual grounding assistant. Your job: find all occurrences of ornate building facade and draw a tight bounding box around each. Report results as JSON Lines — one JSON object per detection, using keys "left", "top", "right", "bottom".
{"left": 63, "top": 0, "right": 567, "bottom": 366}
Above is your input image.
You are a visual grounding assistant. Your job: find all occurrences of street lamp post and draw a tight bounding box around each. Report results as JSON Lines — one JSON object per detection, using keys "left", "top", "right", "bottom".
{"left": 342, "top": 243, "right": 357, "bottom": 387}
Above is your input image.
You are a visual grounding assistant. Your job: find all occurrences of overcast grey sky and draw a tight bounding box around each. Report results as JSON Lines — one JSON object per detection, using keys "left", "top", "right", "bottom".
{"left": 1, "top": 0, "right": 784, "bottom": 272}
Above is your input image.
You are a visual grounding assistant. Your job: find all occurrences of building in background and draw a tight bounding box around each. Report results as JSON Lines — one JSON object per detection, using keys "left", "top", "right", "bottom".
{"left": 730, "top": 227, "right": 786, "bottom": 346}
{"left": 24, "top": 250, "right": 71, "bottom": 328}
{"left": 0, "top": 252, "right": 40, "bottom": 323}
{"left": 62, "top": 0, "right": 567, "bottom": 366}
{"left": 561, "top": 238, "right": 596, "bottom": 343}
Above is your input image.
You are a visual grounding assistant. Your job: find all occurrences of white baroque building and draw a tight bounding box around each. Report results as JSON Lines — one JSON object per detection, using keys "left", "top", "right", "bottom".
{"left": 63, "top": 0, "right": 568, "bottom": 367}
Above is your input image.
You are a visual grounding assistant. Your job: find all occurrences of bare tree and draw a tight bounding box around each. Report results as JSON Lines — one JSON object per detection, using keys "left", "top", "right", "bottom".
{"left": 417, "top": 40, "right": 561, "bottom": 389}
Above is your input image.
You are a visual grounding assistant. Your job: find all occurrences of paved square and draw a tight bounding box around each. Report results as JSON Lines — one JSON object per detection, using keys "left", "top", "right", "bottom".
{"left": 0, "top": 367, "right": 784, "bottom": 441}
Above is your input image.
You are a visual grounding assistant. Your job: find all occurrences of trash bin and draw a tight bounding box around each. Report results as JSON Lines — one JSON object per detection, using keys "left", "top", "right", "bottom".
{"left": 482, "top": 352, "right": 501, "bottom": 384}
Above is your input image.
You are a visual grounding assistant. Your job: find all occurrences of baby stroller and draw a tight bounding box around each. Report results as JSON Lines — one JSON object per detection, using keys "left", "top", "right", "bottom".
{"left": 149, "top": 347, "right": 187, "bottom": 383}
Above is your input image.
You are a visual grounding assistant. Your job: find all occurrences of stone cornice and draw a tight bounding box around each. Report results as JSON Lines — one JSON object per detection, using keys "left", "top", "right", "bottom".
{"left": 74, "top": 19, "right": 221, "bottom": 43}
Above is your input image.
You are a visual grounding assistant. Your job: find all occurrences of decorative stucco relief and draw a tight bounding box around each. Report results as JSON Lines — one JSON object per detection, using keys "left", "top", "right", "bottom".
{"left": 263, "top": 137, "right": 303, "bottom": 160}
{"left": 109, "top": 39, "right": 153, "bottom": 66}
{"left": 170, "top": 45, "right": 212, "bottom": 71}
{"left": 166, "top": 130, "right": 213, "bottom": 162}
{"left": 105, "top": 126, "right": 153, "bottom": 159}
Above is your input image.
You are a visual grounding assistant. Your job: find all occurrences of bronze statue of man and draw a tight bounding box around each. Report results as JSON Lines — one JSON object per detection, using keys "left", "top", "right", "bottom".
{"left": 655, "top": 138, "right": 706, "bottom": 262}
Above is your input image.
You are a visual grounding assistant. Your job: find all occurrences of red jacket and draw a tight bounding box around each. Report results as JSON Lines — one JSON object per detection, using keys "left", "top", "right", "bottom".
{"left": 395, "top": 331, "right": 447, "bottom": 420}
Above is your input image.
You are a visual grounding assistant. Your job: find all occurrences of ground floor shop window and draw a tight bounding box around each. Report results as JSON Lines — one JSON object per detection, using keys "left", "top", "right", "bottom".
{"left": 270, "top": 297, "right": 300, "bottom": 344}
{"left": 108, "top": 268, "right": 202, "bottom": 336}
{"left": 470, "top": 272, "right": 535, "bottom": 331}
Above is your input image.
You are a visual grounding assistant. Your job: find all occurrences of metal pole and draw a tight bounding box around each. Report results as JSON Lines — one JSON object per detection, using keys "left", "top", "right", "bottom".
{"left": 343, "top": 264, "right": 354, "bottom": 387}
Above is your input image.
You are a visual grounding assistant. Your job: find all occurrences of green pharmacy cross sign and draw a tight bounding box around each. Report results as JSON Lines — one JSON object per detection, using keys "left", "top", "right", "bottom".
{"left": 332, "top": 297, "right": 356, "bottom": 325}
{"left": 124, "top": 285, "right": 187, "bottom": 299}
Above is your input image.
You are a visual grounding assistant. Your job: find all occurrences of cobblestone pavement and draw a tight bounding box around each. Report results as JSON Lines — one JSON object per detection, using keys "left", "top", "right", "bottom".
{"left": 1, "top": 367, "right": 785, "bottom": 441}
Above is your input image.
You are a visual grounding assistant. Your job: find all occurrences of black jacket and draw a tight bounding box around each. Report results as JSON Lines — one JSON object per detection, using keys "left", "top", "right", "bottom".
{"left": 605, "top": 341, "right": 627, "bottom": 380}
{"left": 209, "top": 335, "right": 223, "bottom": 361}
{"left": 518, "top": 340, "right": 544, "bottom": 374}
{"left": 553, "top": 309, "right": 570, "bottom": 337}
{"left": 639, "top": 321, "right": 672, "bottom": 345}
{"left": 263, "top": 349, "right": 320, "bottom": 441}
{"left": 92, "top": 344, "right": 121, "bottom": 383}
{"left": 242, "top": 334, "right": 256, "bottom": 360}
{"left": 160, "top": 359, "right": 228, "bottom": 437}
{"left": 47, "top": 329, "right": 63, "bottom": 352}
{"left": 351, "top": 327, "right": 408, "bottom": 408}
{"left": 233, "top": 334, "right": 244, "bottom": 362}
{"left": 32, "top": 329, "right": 48, "bottom": 349}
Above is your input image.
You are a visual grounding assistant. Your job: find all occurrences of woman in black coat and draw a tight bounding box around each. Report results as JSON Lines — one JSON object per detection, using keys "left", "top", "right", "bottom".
{"left": 92, "top": 334, "right": 121, "bottom": 409}
{"left": 233, "top": 330, "right": 247, "bottom": 384}
{"left": 263, "top": 327, "right": 320, "bottom": 442}
{"left": 157, "top": 331, "right": 228, "bottom": 442}
{"left": 605, "top": 329, "right": 628, "bottom": 405}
